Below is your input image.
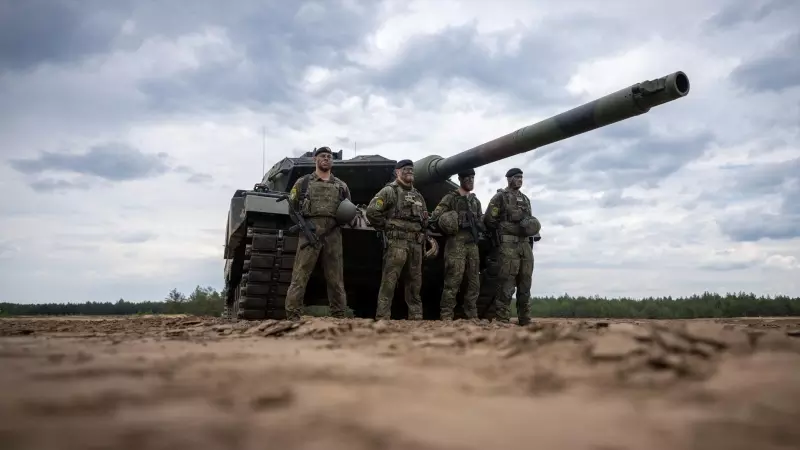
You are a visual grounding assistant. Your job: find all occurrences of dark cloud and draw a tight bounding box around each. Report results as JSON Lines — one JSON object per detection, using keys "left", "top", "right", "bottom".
{"left": 8, "top": 142, "right": 170, "bottom": 183}
{"left": 711, "top": 159, "right": 800, "bottom": 241}
{"left": 360, "top": 17, "right": 634, "bottom": 109}
{"left": 135, "top": 1, "right": 382, "bottom": 113}
{"left": 0, "top": 0, "right": 132, "bottom": 71}
{"left": 529, "top": 126, "right": 715, "bottom": 191}
{"left": 730, "top": 32, "right": 800, "bottom": 93}
{"left": 704, "top": 0, "right": 796, "bottom": 29}
{"left": 718, "top": 211, "right": 800, "bottom": 242}
{"left": 29, "top": 178, "right": 93, "bottom": 193}
{"left": 725, "top": 157, "right": 799, "bottom": 195}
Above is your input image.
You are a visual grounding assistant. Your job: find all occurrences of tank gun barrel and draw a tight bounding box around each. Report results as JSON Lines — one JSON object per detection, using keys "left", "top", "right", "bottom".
{"left": 413, "top": 71, "right": 690, "bottom": 186}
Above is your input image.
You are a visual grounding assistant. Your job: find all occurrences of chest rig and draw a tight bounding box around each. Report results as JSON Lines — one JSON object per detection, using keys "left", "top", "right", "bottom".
{"left": 452, "top": 192, "right": 480, "bottom": 221}
{"left": 297, "top": 174, "right": 347, "bottom": 218}
{"left": 388, "top": 184, "right": 425, "bottom": 222}
{"left": 498, "top": 188, "right": 531, "bottom": 223}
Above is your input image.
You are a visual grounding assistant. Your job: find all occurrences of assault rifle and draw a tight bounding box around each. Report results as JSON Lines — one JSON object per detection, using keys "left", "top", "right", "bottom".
{"left": 276, "top": 194, "right": 320, "bottom": 250}
{"left": 461, "top": 209, "right": 480, "bottom": 244}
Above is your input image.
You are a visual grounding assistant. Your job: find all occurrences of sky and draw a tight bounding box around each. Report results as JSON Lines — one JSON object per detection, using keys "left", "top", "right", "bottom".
{"left": 1, "top": 0, "right": 799, "bottom": 304}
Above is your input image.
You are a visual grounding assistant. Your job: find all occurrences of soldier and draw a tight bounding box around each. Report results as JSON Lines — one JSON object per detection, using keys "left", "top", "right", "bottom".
{"left": 284, "top": 146, "right": 352, "bottom": 321}
{"left": 429, "top": 168, "right": 484, "bottom": 321}
{"left": 365, "top": 159, "right": 429, "bottom": 320}
{"left": 483, "top": 167, "right": 541, "bottom": 326}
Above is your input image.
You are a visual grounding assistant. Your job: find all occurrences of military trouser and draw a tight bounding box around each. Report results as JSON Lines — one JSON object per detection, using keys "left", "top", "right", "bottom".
{"left": 375, "top": 230, "right": 424, "bottom": 320}
{"left": 440, "top": 237, "right": 479, "bottom": 320}
{"left": 285, "top": 218, "right": 346, "bottom": 320}
{"left": 493, "top": 234, "right": 534, "bottom": 323}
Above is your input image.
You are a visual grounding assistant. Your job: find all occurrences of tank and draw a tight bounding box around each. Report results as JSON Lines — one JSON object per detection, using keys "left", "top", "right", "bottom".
{"left": 222, "top": 71, "right": 691, "bottom": 320}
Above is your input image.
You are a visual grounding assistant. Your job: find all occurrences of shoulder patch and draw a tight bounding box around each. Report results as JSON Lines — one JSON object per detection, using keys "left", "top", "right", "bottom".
{"left": 290, "top": 187, "right": 297, "bottom": 200}
{"left": 491, "top": 206, "right": 499, "bottom": 216}
{"left": 375, "top": 198, "right": 384, "bottom": 210}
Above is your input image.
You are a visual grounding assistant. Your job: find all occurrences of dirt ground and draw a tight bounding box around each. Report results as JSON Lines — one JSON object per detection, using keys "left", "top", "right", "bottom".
{"left": 1, "top": 315, "right": 799, "bottom": 450}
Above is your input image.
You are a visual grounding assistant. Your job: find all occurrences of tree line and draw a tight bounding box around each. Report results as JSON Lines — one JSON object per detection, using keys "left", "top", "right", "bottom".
{"left": 1, "top": 287, "right": 798, "bottom": 319}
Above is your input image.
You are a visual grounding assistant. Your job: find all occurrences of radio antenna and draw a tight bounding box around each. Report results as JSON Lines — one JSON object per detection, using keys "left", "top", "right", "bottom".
{"left": 261, "top": 126, "right": 266, "bottom": 177}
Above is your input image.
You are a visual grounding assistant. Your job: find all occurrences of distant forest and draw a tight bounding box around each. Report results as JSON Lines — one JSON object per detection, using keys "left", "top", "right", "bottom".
{"left": 1, "top": 286, "right": 798, "bottom": 319}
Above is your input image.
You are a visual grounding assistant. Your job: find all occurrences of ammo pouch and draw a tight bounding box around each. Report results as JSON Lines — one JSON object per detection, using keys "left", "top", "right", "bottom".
{"left": 507, "top": 208, "right": 524, "bottom": 222}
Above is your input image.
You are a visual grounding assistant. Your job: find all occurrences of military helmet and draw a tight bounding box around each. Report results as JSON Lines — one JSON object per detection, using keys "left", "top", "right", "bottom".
{"left": 335, "top": 198, "right": 358, "bottom": 225}
{"left": 438, "top": 210, "right": 459, "bottom": 235}
{"left": 519, "top": 216, "right": 541, "bottom": 236}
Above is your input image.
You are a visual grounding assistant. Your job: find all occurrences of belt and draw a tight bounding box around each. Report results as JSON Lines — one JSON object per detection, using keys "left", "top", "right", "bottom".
{"left": 499, "top": 234, "right": 528, "bottom": 243}
{"left": 386, "top": 230, "right": 425, "bottom": 243}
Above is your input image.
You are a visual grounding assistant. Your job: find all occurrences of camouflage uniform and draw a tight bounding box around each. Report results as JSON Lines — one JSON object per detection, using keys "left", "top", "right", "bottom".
{"left": 484, "top": 185, "right": 535, "bottom": 324}
{"left": 366, "top": 180, "right": 428, "bottom": 320}
{"left": 284, "top": 172, "right": 351, "bottom": 320}
{"left": 430, "top": 190, "right": 483, "bottom": 320}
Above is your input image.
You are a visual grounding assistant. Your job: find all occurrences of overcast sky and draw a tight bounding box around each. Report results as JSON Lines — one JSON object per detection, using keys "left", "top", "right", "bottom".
{"left": 1, "top": 0, "right": 798, "bottom": 304}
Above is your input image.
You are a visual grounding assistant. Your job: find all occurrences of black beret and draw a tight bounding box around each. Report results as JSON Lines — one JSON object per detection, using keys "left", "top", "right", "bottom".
{"left": 395, "top": 159, "right": 413, "bottom": 169}
{"left": 458, "top": 168, "right": 475, "bottom": 178}
{"left": 505, "top": 168, "right": 523, "bottom": 177}
{"left": 314, "top": 146, "right": 332, "bottom": 156}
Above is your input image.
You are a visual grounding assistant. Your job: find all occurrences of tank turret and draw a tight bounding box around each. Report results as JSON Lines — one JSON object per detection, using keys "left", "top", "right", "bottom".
{"left": 222, "top": 71, "right": 690, "bottom": 321}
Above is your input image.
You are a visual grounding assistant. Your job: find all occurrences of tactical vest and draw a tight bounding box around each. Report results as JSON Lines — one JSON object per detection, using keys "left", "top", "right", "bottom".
{"left": 297, "top": 174, "right": 347, "bottom": 218}
{"left": 497, "top": 188, "right": 531, "bottom": 237}
{"left": 451, "top": 192, "right": 481, "bottom": 220}
{"left": 386, "top": 183, "right": 425, "bottom": 233}
{"left": 449, "top": 192, "right": 482, "bottom": 242}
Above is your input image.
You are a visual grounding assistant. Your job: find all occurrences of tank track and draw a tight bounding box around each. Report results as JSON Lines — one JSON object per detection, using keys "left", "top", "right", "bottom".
{"left": 225, "top": 213, "right": 298, "bottom": 321}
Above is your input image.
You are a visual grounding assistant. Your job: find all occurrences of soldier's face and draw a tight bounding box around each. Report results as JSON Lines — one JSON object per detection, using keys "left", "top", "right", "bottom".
{"left": 508, "top": 174, "right": 523, "bottom": 189}
{"left": 459, "top": 175, "right": 474, "bottom": 191}
{"left": 315, "top": 152, "right": 332, "bottom": 171}
{"left": 396, "top": 166, "right": 414, "bottom": 184}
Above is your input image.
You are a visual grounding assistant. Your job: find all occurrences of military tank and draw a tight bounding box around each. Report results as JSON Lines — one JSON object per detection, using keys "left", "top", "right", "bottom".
{"left": 222, "top": 70, "right": 691, "bottom": 321}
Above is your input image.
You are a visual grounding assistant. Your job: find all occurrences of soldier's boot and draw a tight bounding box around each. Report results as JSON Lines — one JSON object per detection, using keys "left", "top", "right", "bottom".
{"left": 408, "top": 307, "right": 423, "bottom": 321}
{"left": 517, "top": 316, "right": 531, "bottom": 326}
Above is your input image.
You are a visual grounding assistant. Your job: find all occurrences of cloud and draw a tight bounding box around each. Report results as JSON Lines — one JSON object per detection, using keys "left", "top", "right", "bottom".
{"left": 0, "top": 0, "right": 132, "bottom": 71}
{"left": 730, "top": 32, "right": 800, "bottom": 93}
{"left": 10, "top": 142, "right": 169, "bottom": 180}
{"left": 1, "top": 0, "right": 799, "bottom": 304}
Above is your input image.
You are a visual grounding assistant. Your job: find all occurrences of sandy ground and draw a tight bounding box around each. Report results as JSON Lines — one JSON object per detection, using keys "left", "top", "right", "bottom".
{"left": 1, "top": 315, "right": 799, "bottom": 450}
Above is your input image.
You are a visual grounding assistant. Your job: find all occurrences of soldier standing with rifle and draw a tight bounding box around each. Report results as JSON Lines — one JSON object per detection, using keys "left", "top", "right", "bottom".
{"left": 429, "top": 168, "right": 484, "bottom": 321}
{"left": 483, "top": 168, "right": 541, "bottom": 326}
{"left": 365, "top": 159, "right": 429, "bottom": 321}
{"left": 283, "top": 146, "right": 353, "bottom": 321}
